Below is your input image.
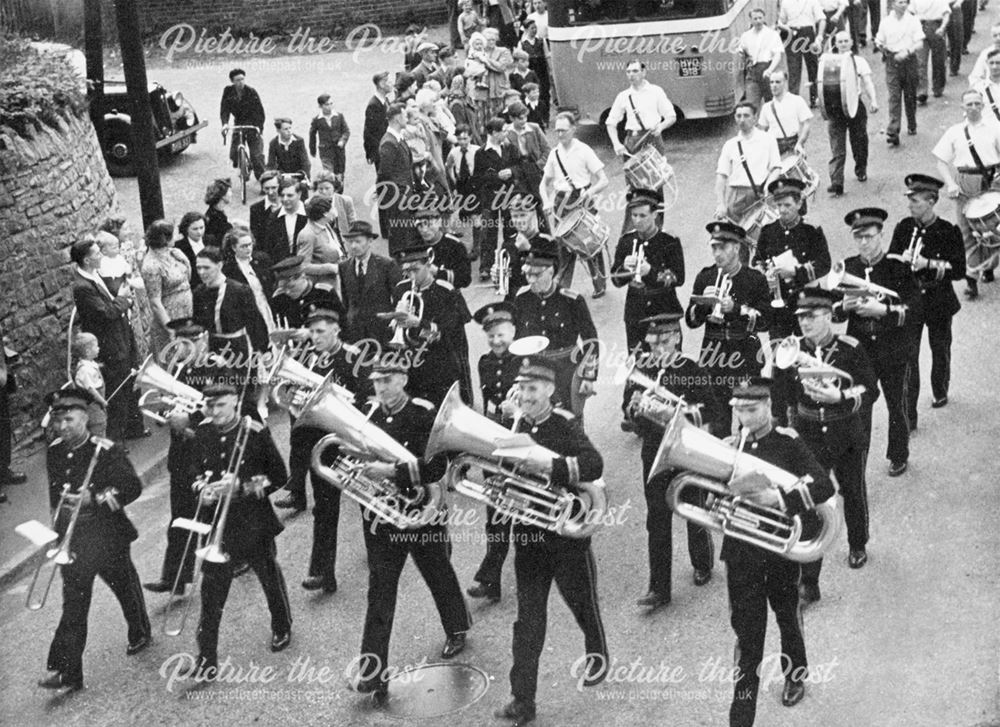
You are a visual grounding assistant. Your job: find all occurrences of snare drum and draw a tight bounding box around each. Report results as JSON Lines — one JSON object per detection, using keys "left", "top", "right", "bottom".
{"left": 963, "top": 191, "right": 1000, "bottom": 238}
{"left": 624, "top": 145, "right": 671, "bottom": 190}
{"left": 554, "top": 208, "right": 610, "bottom": 259}
{"left": 739, "top": 199, "right": 781, "bottom": 258}
{"left": 779, "top": 154, "right": 820, "bottom": 199}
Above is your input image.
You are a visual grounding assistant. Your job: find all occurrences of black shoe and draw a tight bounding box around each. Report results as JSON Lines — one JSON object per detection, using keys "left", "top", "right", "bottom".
{"left": 636, "top": 590, "right": 670, "bottom": 609}
{"left": 909, "top": 421, "right": 917, "bottom": 434}
{"left": 270, "top": 630, "right": 291, "bottom": 652}
{"left": 232, "top": 561, "right": 251, "bottom": 578}
{"left": 693, "top": 568, "right": 712, "bottom": 586}
{"left": 274, "top": 495, "right": 306, "bottom": 512}
{"left": 848, "top": 549, "right": 868, "bottom": 569}
{"left": 856, "top": 172, "right": 867, "bottom": 182}
{"left": 0, "top": 491, "right": 6, "bottom": 504}
{"left": 933, "top": 90, "right": 943, "bottom": 98}
{"left": 356, "top": 677, "right": 387, "bottom": 695}
{"left": 3, "top": 469, "right": 26, "bottom": 484}
{"left": 466, "top": 582, "right": 501, "bottom": 602}
{"left": 582, "top": 652, "right": 608, "bottom": 687}
{"left": 126, "top": 634, "right": 152, "bottom": 656}
{"left": 907, "top": 127, "right": 917, "bottom": 136}
{"left": 888, "top": 460, "right": 908, "bottom": 477}
{"left": 301, "top": 576, "right": 336, "bottom": 591}
{"left": 591, "top": 288, "right": 606, "bottom": 299}
{"left": 965, "top": 281, "right": 979, "bottom": 299}
{"left": 782, "top": 679, "right": 806, "bottom": 707}
{"left": 494, "top": 698, "right": 536, "bottom": 723}
{"left": 983, "top": 269, "right": 995, "bottom": 283}
{"left": 917, "top": 94, "right": 928, "bottom": 106}
{"left": 799, "top": 582, "right": 821, "bottom": 604}
{"left": 931, "top": 396, "right": 948, "bottom": 408}
{"left": 887, "top": 135, "right": 899, "bottom": 147}
{"left": 38, "top": 672, "right": 83, "bottom": 691}
{"left": 827, "top": 184, "right": 844, "bottom": 196}
{"left": 441, "top": 632, "right": 467, "bottom": 659}
{"left": 143, "top": 579, "right": 185, "bottom": 595}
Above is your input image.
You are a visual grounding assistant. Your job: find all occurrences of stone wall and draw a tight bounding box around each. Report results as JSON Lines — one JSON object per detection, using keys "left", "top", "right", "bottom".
{"left": 0, "top": 111, "right": 121, "bottom": 444}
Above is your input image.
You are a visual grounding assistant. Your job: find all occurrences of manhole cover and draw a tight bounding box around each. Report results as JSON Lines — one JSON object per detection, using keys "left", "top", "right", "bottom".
{"left": 381, "top": 662, "right": 490, "bottom": 719}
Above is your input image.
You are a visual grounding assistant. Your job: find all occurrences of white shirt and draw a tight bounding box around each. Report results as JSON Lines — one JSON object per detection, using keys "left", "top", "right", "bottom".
{"left": 908, "top": 0, "right": 951, "bottom": 20}
{"left": 973, "top": 77, "right": 1000, "bottom": 126}
{"left": 819, "top": 0, "right": 847, "bottom": 13}
{"left": 780, "top": 0, "right": 824, "bottom": 28}
{"left": 758, "top": 93, "right": 813, "bottom": 138}
{"left": 606, "top": 80, "right": 676, "bottom": 132}
{"left": 278, "top": 204, "right": 304, "bottom": 248}
{"left": 446, "top": 143, "right": 479, "bottom": 181}
{"left": 716, "top": 129, "right": 782, "bottom": 188}
{"left": 875, "top": 11, "right": 925, "bottom": 54}
{"left": 932, "top": 118, "right": 1000, "bottom": 168}
{"left": 187, "top": 237, "right": 205, "bottom": 257}
{"left": 968, "top": 46, "right": 1000, "bottom": 86}
{"left": 739, "top": 26, "right": 784, "bottom": 65}
{"left": 544, "top": 139, "right": 604, "bottom": 192}
{"left": 524, "top": 10, "right": 548, "bottom": 40}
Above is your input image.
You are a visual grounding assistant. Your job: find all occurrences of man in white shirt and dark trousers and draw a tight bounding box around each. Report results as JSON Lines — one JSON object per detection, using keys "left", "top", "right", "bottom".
{"left": 779, "top": 0, "right": 827, "bottom": 108}
{"left": 605, "top": 59, "right": 677, "bottom": 157}
{"left": 739, "top": 7, "right": 785, "bottom": 106}
{"left": 758, "top": 69, "right": 813, "bottom": 158}
{"left": 910, "top": 0, "right": 952, "bottom": 104}
{"left": 876, "top": 0, "right": 925, "bottom": 146}
{"left": 971, "top": 48, "right": 1000, "bottom": 126}
{"left": 827, "top": 31, "right": 879, "bottom": 195}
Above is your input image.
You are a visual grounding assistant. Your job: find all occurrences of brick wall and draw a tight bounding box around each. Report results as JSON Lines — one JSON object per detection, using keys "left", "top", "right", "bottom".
{"left": 0, "top": 112, "right": 121, "bottom": 444}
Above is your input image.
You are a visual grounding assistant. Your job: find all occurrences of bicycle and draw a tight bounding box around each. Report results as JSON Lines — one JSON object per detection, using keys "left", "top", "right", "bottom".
{"left": 222, "top": 124, "right": 259, "bottom": 204}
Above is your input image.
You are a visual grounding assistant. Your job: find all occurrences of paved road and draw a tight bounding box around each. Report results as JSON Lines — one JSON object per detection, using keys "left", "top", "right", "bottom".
{"left": 1, "top": 18, "right": 998, "bottom": 727}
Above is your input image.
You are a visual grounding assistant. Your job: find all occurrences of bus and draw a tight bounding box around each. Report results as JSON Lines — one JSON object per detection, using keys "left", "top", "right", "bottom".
{"left": 547, "top": 0, "right": 772, "bottom": 126}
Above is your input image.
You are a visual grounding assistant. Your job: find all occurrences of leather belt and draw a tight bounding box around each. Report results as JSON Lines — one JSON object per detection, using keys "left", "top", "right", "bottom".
{"left": 704, "top": 326, "right": 752, "bottom": 342}
{"left": 796, "top": 404, "right": 855, "bottom": 424}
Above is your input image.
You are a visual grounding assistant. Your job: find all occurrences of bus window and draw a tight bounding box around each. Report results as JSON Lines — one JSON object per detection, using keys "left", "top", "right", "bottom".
{"left": 567, "top": 0, "right": 729, "bottom": 24}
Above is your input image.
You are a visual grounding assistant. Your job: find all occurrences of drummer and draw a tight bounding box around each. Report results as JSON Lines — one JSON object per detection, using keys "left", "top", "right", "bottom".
{"left": 932, "top": 88, "right": 1000, "bottom": 299}
{"left": 605, "top": 59, "right": 677, "bottom": 158}
{"left": 757, "top": 69, "right": 814, "bottom": 159}
{"left": 825, "top": 30, "right": 879, "bottom": 198}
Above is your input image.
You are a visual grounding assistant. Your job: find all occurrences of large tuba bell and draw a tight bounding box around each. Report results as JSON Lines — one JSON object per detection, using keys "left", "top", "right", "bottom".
{"left": 773, "top": 336, "right": 853, "bottom": 386}
{"left": 134, "top": 354, "right": 205, "bottom": 425}
{"left": 624, "top": 362, "right": 703, "bottom": 428}
{"left": 302, "top": 387, "right": 442, "bottom": 529}
{"left": 265, "top": 346, "right": 355, "bottom": 415}
{"left": 650, "top": 409, "right": 841, "bottom": 562}
{"left": 426, "top": 382, "right": 607, "bottom": 539}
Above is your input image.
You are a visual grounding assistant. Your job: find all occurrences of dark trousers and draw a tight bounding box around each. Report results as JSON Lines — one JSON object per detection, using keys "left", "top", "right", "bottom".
{"left": 786, "top": 27, "right": 819, "bottom": 104}
{"left": 744, "top": 62, "right": 774, "bottom": 107}
{"left": 287, "top": 427, "right": 343, "bottom": 582}
{"left": 473, "top": 505, "right": 512, "bottom": 586}
{"left": 642, "top": 454, "right": 714, "bottom": 597}
{"left": 703, "top": 336, "right": 765, "bottom": 424}
{"left": 916, "top": 21, "right": 946, "bottom": 96}
{"left": 318, "top": 146, "right": 346, "bottom": 177}
{"left": 828, "top": 104, "right": 869, "bottom": 187}
{"left": 510, "top": 532, "right": 607, "bottom": 702}
{"left": 947, "top": 7, "right": 965, "bottom": 75}
{"left": 860, "top": 0, "right": 881, "bottom": 41}
{"left": 963, "top": 0, "right": 977, "bottom": 50}
{"left": 0, "top": 387, "right": 11, "bottom": 473}
{"left": 104, "top": 359, "right": 144, "bottom": 442}
{"left": 865, "top": 357, "right": 910, "bottom": 463}
{"left": 557, "top": 247, "right": 608, "bottom": 295}
{"left": 885, "top": 55, "right": 918, "bottom": 138}
{"left": 228, "top": 128, "right": 265, "bottom": 180}
{"left": 196, "top": 539, "right": 292, "bottom": 663}
{"left": 726, "top": 554, "right": 806, "bottom": 727}
{"left": 768, "top": 315, "right": 800, "bottom": 426}
{"left": 160, "top": 469, "right": 198, "bottom": 585}
{"left": 359, "top": 523, "right": 470, "bottom": 686}
{"left": 906, "top": 316, "right": 953, "bottom": 423}
{"left": 48, "top": 542, "right": 150, "bottom": 682}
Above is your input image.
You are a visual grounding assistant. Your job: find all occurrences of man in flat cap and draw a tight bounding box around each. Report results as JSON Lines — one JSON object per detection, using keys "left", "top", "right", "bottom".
{"left": 686, "top": 221, "right": 772, "bottom": 423}
{"left": 888, "top": 174, "right": 965, "bottom": 422}
{"left": 337, "top": 221, "right": 403, "bottom": 347}
{"left": 785, "top": 290, "right": 878, "bottom": 601}
{"left": 39, "top": 388, "right": 150, "bottom": 691}
{"left": 722, "top": 377, "right": 834, "bottom": 726}
{"left": 623, "top": 313, "right": 725, "bottom": 611}
{"left": 834, "top": 207, "right": 921, "bottom": 476}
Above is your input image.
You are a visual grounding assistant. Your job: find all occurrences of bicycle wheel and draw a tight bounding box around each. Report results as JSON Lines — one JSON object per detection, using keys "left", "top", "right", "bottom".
{"left": 238, "top": 147, "right": 250, "bottom": 204}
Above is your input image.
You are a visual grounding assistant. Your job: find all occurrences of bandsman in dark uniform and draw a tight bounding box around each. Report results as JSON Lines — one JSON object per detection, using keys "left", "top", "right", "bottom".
{"left": 495, "top": 355, "right": 608, "bottom": 726}
{"left": 785, "top": 291, "right": 878, "bottom": 604}
{"left": 389, "top": 244, "right": 473, "bottom": 405}
{"left": 513, "top": 236, "right": 600, "bottom": 419}
{"left": 497, "top": 194, "right": 551, "bottom": 301}
{"left": 686, "top": 221, "right": 772, "bottom": 424}
{"left": 186, "top": 382, "right": 291, "bottom": 677}
{"left": 834, "top": 207, "right": 922, "bottom": 477}
{"left": 624, "top": 313, "right": 725, "bottom": 611}
{"left": 270, "top": 254, "right": 345, "bottom": 328}
{"left": 466, "top": 302, "right": 521, "bottom": 603}
{"left": 753, "top": 177, "right": 832, "bottom": 423}
{"left": 352, "top": 362, "right": 472, "bottom": 703}
{"left": 413, "top": 204, "right": 472, "bottom": 290}
{"left": 723, "top": 378, "right": 835, "bottom": 727}
{"left": 39, "top": 388, "right": 151, "bottom": 692}
{"left": 888, "top": 174, "right": 965, "bottom": 421}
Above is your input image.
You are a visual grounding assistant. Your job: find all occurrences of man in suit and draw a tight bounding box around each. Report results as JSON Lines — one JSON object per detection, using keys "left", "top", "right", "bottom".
{"left": 309, "top": 94, "right": 350, "bottom": 181}
{"left": 376, "top": 103, "right": 415, "bottom": 253}
{"left": 262, "top": 176, "right": 307, "bottom": 263}
{"left": 266, "top": 118, "right": 311, "bottom": 179}
{"left": 475, "top": 117, "right": 523, "bottom": 280}
{"left": 219, "top": 68, "right": 266, "bottom": 181}
{"left": 249, "top": 171, "right": 281, "bottom": 248}
{"left": 363, "top": 72, "right": 392, "bottom": 168}
{"left": 338, "top": 221, "right": 404, "bottom": 346}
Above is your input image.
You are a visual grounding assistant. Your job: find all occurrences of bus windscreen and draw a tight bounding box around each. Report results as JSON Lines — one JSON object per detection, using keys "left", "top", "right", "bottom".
{"left": 565, "top": 0, "right": 730, "bottom": 25}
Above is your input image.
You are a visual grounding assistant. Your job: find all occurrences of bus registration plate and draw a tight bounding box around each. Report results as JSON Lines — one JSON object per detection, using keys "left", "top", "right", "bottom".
{"left": 678, "top": 57, "right": 704, "bottom": 78}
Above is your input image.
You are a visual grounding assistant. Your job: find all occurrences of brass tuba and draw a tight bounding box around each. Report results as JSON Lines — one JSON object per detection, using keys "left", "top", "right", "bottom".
{"left": 304, "top": 388, "right": 442, "bottom": 529}
{"left": 650, "top": 409, "right": 841, "bottom": 562}
{"left": 773, "top": 336, "right": 854, "bottom": 386}
{"left": 134, "top": 354, "right": 205, "bottom": 425}
{"left": 426, "top": 382, "right": 607, "bottom": 539}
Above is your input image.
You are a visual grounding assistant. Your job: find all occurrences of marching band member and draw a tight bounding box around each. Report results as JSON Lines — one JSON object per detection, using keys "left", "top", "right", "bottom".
{"left": 466, "top": 302, "right": 521, "bottom": 603}
{"left": 413, "top": 203, "right": 472, "bottom": 291}
{"left": 495, "top": 354, "right": 608, "bottom": 726}
{"left": 605, "top": 59, "right": 676, "bottom": 158}
{"left": 389, "top": 242, "right": 473, "bottom": 405}
{"left": 714, "top": 101, "right": 782, "bottom": 230}
{"left": 826, "top": 30, "right": 878, "bottom": 197}
{"left": 686, "top": 221, "right": 772, "bottom": 424}
{"left": 185, "top": 382, "right": 291, "bottom": 678}
{"left": 757, "top": 69, "right": 813, "bottom": 159}
{"left": 785, "top": 291, "right": 878, "bottom": 602}
{"left": 513, "top": 236, "right": 599, "bottom": 419}
{"left": 354, "top": 362, "right": 472, "bottom": 702}
{"left": 753, "top": 177, "right": 832, "bottom": 423}
{"left": 723, "top": 377, "right": 835, "bottom": 726}
{"left": 888, "top": 174, "right": 965, "bottom": 421}
{"left": 834, "top": 208, "right": 922, "bottom": 477}
{"left": 269, "top": 254, "right": 345, "bottom": 327}
{"left": 624, "top": 313, "right": 725, "bottom": 611}
{"left": 39, "top": 388, "right": 150, "bottom": 692}
{"left": 496, "top": 194, "right": 550, "bottom": 301}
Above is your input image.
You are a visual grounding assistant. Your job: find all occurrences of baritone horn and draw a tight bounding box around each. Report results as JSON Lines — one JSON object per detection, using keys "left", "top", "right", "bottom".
{"left": 426, "top": 382, "right": 607, "bottom": 539}
{"left": 265, "top": 346, "right": 355, "bottom": 414}
{"left": 134, "top": 354, "right": 205, "bottom": 425}
{"left": 826, "top": 260, "right": 899, "bottom": 301}
{"left": 650, "top": 409, "right": 841, "bottom": 562}
{"left": 624, "top": 363, "right": 703, "bottom": 428}
{"left": 773, "top": 336, "right": 853, "bottom": 386}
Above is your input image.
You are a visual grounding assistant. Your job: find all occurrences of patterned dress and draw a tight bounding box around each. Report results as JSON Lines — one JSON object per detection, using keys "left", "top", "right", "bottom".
{"left": 141, "top": 248, "right": 193, "bottom": 358}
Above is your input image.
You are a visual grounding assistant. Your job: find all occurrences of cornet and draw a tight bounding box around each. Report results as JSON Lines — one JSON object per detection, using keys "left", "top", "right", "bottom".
{"left": 826, "top": 260, "right": 899, "bottom": 302}
{"left": 707, "top": 270, "right": 732, "bottom": 324}
{"left": 134, "top": 354, "right": 205, "bottom": 426}
{"left": 773, "top": 336, "right": 853, "bottom": 387}
{"left": 624, "top": 363, "right": 703, "bottom": 429}
{"left": 495, "top": 248, "right": 511, "bottom": 297}
{"left": 388, "top": 278, "right": 424, "bottom": 347}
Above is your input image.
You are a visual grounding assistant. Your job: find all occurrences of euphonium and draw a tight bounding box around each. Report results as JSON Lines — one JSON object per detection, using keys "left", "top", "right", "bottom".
{"left": 304, "top": 388, "right": 442, "bottom": 529}
{"left": 649, "top": 409, "right": 841, "bottom": 563}
{"left": 624, "top": 363, "right": 703, "bottom": 428}
{"left": 774, "top": 335, "right": 854, "bottom": 386}
{"left": 827, "top": 260, "right": 900, "bottom": 301}
{"left": 389, "top": 278, "right": 424, "bottom": 347}
{"left": 426, "top": 382, "right": 607, "bottom": 539}
{"left": 134, "top": 354, "right": 205, "bottom": 425}
{"left": 265, "top": 346, "right": 355, "bottom": 415}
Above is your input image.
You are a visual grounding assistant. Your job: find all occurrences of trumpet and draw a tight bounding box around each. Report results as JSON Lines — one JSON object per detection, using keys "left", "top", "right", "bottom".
{"left": 426, "top": 383, "right": 607, "bottom": 539}
{"left": 651, "top": 409, "right": 841, "bottom": 562}
{"left": 887, "top": 226, "right": 939, "bottom": 273}
{"left": 827, "top": 260, "right": 899, "bottom": 302}
{"left": 763, "top": 259, "right": 785, "bottom": 308}
{"left": 707, "top": 270, "right": 732, "bottom": 324}
{"left": 388, "top": 277, "right": 424, "bottom": 347}
{"left": 19, "top": 439, "right": 108, "bottom": 610}
{"left": 265, "top": 345, "right": 355, "bottom": 415}
{"left": 624, "top": 364, "right": 703, "bottom": 428}
{"left": 495, "top": 248, "right": 511, "bottom": 297}
{"left": 134, "top": 354, "right": 205, "bottom": 426}
{"left": 773, "top": 336, "right": 854, "bottom": 386}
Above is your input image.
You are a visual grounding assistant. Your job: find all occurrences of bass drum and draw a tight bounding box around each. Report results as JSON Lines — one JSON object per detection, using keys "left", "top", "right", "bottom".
{"left": 818, "top": 52, "right": 860, "bottom": 121}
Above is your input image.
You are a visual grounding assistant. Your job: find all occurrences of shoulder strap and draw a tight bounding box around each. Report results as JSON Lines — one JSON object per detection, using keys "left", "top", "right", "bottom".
{"left": 964, "top": 123, "right": 989, "bottom": 175}
{"left": 768, "top": 100, "right": 789, "bottom": 138}
{"left": 987, "top": 87, "right": 1000, "bottom": 122}
{"left": 736, "top": 140, "right": 762, "bottom": 198}
{"left": 627, "top": 94, "right": 647, "bottom": 131}
{"left": 554, "top": 148, "right": 580, "bottom": 190}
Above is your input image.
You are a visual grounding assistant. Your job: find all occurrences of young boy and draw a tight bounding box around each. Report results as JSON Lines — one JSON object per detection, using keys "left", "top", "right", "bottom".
{"left": 458, "top": 1, "right": 486, "bottom": 49}
{"left": 309, "top": 94, "right": 350, "bottom": 182}
{"left": 72, "top": 332, "right": 108, "bottom": 437}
